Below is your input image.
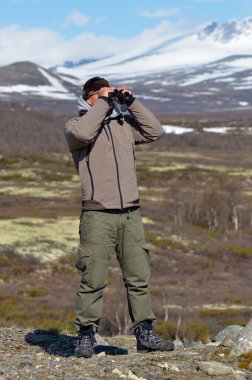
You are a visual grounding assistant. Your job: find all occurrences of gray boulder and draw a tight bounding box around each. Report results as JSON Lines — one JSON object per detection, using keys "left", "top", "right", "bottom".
{"left": 213, "top": 325, "right": 244, "bottom": 343}
{"left": 231, "top": 318, "right": 252, "bottom": 356}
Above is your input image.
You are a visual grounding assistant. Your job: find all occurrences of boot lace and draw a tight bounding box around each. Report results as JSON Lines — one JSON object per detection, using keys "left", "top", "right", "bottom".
{"left": 77, "top": 330, "right": 95, "bottom": 348}
{"left": 138, "top": 325, "right": 161, "bottom": 344}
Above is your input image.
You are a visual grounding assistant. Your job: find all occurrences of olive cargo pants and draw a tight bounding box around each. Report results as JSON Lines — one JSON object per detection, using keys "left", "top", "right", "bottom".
{"left": 74, "top": 208, "right": 156, "bottom": 332}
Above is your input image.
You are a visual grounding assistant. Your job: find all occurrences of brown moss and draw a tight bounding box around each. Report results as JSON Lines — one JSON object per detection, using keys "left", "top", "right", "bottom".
{"left": 239, "top": 351, "right": 252, "bottom": 369}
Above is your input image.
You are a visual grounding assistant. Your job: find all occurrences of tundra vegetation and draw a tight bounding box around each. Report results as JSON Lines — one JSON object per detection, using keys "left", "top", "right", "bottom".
{"left": 0, "top": 102, "right": 252, "bottom": 343}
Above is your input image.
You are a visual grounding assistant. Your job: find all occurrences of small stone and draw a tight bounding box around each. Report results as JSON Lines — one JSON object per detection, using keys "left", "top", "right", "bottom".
{"left": 97, "top": 351, "right": 106, "bottom": 357}
{"left": 94, "top": 333, "right": 109, "bottom": 346}
{"left": 234, "top": 373, "right": 247, "bottom": 380}
{"left": 128, "top": 370, "right": 147, "bottom": 380}
{"left": 184, "top": 341, "right": 204, "bottom": 349}
{"left": 205, "top": 342, "right": 220, "bottom": 350}
{"left": 173, "top": 339, "right": 184, "bottom": 349}
{"left": 181, "top": 351, "right": 199, "bottom": 357}
{"left": 170, "top": 365, "right": 180, "bottom": 372}
{"left": 198, "top": 361, "right": 234, "bottom": 376}
{"left": 112, "top": 368, "right": 127, "bottom": 378}
{"left": 131, "top": 367, "right": 154, "bottom": 379}
{"left": 19, "top": 361, "right": 34, "bottom": 369}
{"left": 220, "top": 337, "right": 236, "bottom": 348}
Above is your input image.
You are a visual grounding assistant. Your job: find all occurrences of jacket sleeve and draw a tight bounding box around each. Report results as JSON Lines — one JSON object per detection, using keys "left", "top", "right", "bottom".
{"left": 126, "top": 99, "right": 164, "bottom": 144}
{"left": 64, "top": 99, "right": 110, "bottom": 152}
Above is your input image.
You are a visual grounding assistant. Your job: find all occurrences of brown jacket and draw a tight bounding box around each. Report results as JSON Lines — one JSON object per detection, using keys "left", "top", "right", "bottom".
{"left": 64, "top": 98, "right": 163, "bottom": 210}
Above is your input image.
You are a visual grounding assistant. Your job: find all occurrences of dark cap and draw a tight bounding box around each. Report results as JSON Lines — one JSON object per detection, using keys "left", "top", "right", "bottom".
{"left": 82, "top": 76, "right": 110, "bottom": 100}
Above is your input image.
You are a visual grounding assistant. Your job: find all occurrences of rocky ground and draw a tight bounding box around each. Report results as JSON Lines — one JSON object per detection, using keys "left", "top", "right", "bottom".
{"left": 0, "top": 326, "right": 252, "bottom": 380}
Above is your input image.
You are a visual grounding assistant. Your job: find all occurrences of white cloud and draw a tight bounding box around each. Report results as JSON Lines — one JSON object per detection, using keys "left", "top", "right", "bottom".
{"left": 139, "top": 8, "right": 180, "bottom": 18}
{"left": 0, "top": 24, "right": 128, "bottom": 67}
{"left": 0, "top": 21, "right": 189, "bottom": 68}
{"left": 64, "top": 10, "right": 90, "bottom": 27}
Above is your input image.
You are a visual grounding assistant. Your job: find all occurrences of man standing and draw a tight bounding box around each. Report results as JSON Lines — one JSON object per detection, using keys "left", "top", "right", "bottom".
{"left": 65, "top": 76, "right": 174, "bottom": 358}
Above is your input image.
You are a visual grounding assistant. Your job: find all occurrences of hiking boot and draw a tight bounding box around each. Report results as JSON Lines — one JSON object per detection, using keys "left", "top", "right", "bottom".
{"left": 74, "top": 326, "right": 96, "bottom": 358}
{"left": 134, "top": 320, "right": 175, "bottom": 353}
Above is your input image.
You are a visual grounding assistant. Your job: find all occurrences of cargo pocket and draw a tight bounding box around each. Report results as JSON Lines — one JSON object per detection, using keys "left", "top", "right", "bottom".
{"left": 143, "top": 244, "right": 151, "bottom": 277}
{"left": 75, "top": 243, "right": 92, "bottom": 271}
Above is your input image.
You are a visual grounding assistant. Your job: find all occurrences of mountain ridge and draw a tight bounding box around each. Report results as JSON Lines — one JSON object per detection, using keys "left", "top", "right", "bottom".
{"left": 55, "top": 17, "right": 252, "bottom": 79}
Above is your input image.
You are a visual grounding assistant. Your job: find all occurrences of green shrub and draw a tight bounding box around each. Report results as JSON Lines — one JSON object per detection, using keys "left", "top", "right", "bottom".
{"left": 155, "top": 321, "right": 177, "bottom": 340}
{"left": 0, "top": 294, "right": 75, "bottom": 333}
{"left": 18, "top": 289, "right": 49, "bottom": 297}
{"left": 184, "top": 320, "right": 210, "bottom": 343}
{"left": 227, "top": 244, "right": 252, "bottom": 256}
{"left": 224, "top": 297, "right": 242, "bottom": 305}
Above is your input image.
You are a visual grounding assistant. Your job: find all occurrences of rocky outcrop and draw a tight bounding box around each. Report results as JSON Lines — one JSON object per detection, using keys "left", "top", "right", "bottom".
{"left": 231, "top": 318, "right": 252, "bottom": 356}
{"left": 0, "top": 326, "right": 252, "bottom": 380}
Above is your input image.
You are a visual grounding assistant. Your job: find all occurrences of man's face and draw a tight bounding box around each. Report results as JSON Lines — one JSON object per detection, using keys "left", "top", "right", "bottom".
{"left": 86, "top": 91, "right": 99, "bottom": 107}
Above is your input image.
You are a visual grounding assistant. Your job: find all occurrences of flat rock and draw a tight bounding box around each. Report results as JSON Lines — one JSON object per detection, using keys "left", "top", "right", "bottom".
{"left": 198, "top": 361, "right": 234, "bottom": 376}
{"left": 220, "top": 337, "right": 236, "bottom": 348}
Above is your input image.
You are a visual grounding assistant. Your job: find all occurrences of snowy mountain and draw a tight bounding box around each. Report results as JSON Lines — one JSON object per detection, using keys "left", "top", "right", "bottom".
{"left": 0, "top": 62, "right": 77, "bottom": 100}
{"left": 198, "top": 17, "right": 252, "bottom": 43}
{"left": 0, "top": 62, "right": 78, "bottom": 114}
{"left": 55, "top": 18, "right": 252, "bottom": 80}
{"left": 0, "top": 18, "right": 251, "bottom": 118}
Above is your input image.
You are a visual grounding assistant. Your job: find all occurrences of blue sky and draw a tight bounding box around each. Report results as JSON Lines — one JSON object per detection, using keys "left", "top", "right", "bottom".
{"left": 0, "top": 0, "right": 251, "bottom": 67}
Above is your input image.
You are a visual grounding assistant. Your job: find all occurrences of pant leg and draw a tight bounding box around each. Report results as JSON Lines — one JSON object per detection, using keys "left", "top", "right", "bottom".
{"left": 117, "top": 210, "right": 156, "bottom": 329}
{"left": 74, "top": 211, "right": 117, "bottom": 332}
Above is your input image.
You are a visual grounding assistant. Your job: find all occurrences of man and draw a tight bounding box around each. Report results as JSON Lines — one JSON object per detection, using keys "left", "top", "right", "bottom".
{"left": 65, "top": 76, "right": 174, "bottom": 358}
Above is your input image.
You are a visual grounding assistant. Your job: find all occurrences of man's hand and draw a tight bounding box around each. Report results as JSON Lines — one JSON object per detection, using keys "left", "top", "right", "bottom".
{"left": 98, "top": 87, "right": 114, "bottom": 98}
{"left": 115, "top": 87, "right": 135, "bottom": 108}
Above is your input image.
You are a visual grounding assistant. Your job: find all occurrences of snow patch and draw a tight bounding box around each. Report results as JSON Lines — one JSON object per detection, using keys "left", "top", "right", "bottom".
{"left": 234, "top": 85, "right": 252, "bottom": 90}
{"left": 163, "top": 125, "right": 194, "bottom": 134}
{"left": 38, "top": 68, "right": 69, "bottom": 92}
{"left": 238, "top": 101, "right": 249, "bottom": 107}
{"left": 203, "top": 127, "right": 234, "bottom": 134}
{"left": 139, "top": 95, "right": 171, "bottom": 102}
{"left": 0, "top": 84, "right": 76, "bottom": 100}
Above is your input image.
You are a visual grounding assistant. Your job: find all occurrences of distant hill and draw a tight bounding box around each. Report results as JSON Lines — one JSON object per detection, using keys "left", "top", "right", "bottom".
{"left": 0, "top": 57, "right": 251, "bottom": 120}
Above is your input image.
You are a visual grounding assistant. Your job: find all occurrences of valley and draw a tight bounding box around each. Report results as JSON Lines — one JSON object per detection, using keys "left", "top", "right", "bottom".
{"left": 1, "top": 117, "right": 252, "bottom": 340}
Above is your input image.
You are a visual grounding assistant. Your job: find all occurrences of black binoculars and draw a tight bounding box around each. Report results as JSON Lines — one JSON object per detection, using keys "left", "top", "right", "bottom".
{"left": 108, "top": 89, "right": 135, "bottom": 111}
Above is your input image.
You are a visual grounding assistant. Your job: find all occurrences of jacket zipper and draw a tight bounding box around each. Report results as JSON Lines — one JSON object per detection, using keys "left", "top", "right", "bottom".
{"left": 107, "top": 122, "right": 124, "bottom": 209}
{"left": 132, "top": 142, "right": 136, "bottom": 173}
{"left": 86, "top": 145, "right": 94, "bottom": 200}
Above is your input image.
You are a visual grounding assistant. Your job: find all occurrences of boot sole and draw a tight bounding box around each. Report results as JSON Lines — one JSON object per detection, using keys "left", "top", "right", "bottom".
{"left": 137, "top": 345, "right": 175, "bottom": 353}
{"left": 74, "top": 349, "right": 93, "bottom": 358}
